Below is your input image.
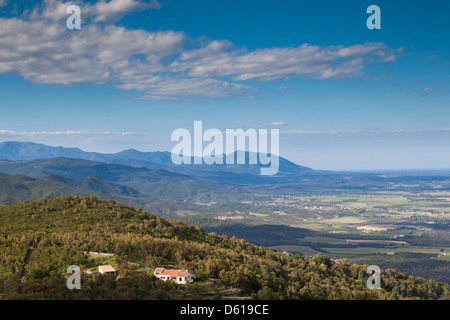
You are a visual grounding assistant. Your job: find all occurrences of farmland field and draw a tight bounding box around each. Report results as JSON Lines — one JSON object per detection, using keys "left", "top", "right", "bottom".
{"left": 174, "top": 189, "right": 450, "bottom": 283}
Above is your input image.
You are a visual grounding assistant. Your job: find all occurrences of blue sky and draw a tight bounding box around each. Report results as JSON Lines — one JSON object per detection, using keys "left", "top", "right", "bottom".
{"left": 0, "top": 0, "right": 449, "bottom": 170}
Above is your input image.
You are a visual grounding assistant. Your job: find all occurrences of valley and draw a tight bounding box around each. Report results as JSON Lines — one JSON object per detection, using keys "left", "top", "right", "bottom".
{"left": 0, "top": 141, "right": 449, "bottom": 287}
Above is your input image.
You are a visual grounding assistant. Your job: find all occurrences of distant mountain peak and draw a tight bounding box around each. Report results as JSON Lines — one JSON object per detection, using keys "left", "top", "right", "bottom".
{"left": 0, "top": 141, "right": 312, "bottom": 183}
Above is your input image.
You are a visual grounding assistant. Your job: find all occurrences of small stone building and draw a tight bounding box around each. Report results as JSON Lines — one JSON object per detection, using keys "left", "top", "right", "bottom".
{"left": 99, "top": 265, "right": 117, "bottom": 275}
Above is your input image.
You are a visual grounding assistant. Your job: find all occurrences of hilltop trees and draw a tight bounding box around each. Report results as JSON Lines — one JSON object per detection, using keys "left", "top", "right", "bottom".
{"left": 0, "top": 196, "right": 449, "bottom": 300}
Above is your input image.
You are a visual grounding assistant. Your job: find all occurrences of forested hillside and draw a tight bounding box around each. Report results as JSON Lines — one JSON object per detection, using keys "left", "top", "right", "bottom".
{"left": 0, "top": 197, "right": 448, "bottom": 300}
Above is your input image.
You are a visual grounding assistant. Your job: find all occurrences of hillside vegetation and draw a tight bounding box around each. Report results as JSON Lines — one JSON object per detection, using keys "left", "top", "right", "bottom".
{"left": 0, "top": 172, "right": 144, "bottom": 205}
{"left": 0, "top": 196, "right": 448, "bottom": 300}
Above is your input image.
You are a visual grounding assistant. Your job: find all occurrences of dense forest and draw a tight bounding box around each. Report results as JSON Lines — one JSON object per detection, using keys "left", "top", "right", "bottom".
{"left": 0, "top": 196, "right": 448, "bottom": 300}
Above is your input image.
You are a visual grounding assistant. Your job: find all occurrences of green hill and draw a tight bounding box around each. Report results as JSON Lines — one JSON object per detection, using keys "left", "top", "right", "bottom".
{"left": 0, "top": 158, "right": 244, "bottom": 202}
{"left": 0, "top": 196, "right": 448, "bottom": 300}
{"left": 0, "top": 172, "right": 143, "bottom": 206}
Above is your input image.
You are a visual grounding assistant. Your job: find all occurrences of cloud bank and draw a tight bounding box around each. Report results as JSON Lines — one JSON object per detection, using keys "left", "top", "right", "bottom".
{"left": 0, "top": 0, "right": 399, "bottom": 101}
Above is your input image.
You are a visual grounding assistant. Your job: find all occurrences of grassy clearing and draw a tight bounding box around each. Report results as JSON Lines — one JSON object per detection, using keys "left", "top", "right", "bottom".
{"left": 321, "top": 246, "right": 449, "bottom": 257}
{"left": 437, "top": 255, "right": 450, "bottom": 261}
{"left": 298, "top": 236, "right": 348, "bottom": 244}
{"left": 85, "top": 253, "right": 118, "bottom": 273}
{"left": 248, "top": 212, "right": 269, "bottom": 217}
{"left": 271, "top": 245, "right": 321, "bottom": 256}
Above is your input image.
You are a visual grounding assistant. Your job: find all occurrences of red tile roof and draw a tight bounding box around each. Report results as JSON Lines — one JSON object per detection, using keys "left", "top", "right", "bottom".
{"left": 159, "top": 269, "right": 187, "bottom": 278}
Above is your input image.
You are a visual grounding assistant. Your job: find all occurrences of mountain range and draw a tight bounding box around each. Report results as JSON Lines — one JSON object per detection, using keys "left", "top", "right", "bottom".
{"left": 1, "top": 141, "right": 450, "bottom": 207}
{"left": 0, "top": 141, "right": 313, "bottom": 184}
{"left": 0, "top": 157, "right": 244, "bottom": 203}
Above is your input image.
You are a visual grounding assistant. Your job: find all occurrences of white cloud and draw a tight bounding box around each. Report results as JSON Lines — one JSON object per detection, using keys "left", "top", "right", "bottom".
{"left": 282, "top": 128, "right": 450, "bottom": 137}
{"left": 270, "top": 122, "right": 289, "bottom": 127}
{"left": 0, "top": 130, "right": 134, "bottom": 137}
{"left": 335, "top": 43, "right": 381, "bottom": 58}
{"left": 31, "top": 0, "right": 160, "bottom": 22}
{"left": 0, "top": 130, "right": 139, "bottom": 153}
{"left": 171, "top": 42, "right": 393, "bottom": 82}
{"left": 117, "top": 76, "right": 250, "bottom": 98}
{"left": 94, "top": 0, "right": 160, "bottom": 22}
{"left": 0, "top": 19, "right": 184, "bottom": 84}
{"left": 0, "top": 1, "right": 398, "bottom": 100}
{"left": 315, "top": 58, "right": 365, "bottom": 80}
{"left": 254, "top": 122, "right": 290, "bottom": 128}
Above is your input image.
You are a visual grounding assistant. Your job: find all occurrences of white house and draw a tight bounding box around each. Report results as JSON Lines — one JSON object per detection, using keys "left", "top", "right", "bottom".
{"left": 154, "top": 268, "right": 193, "bottom": 284}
